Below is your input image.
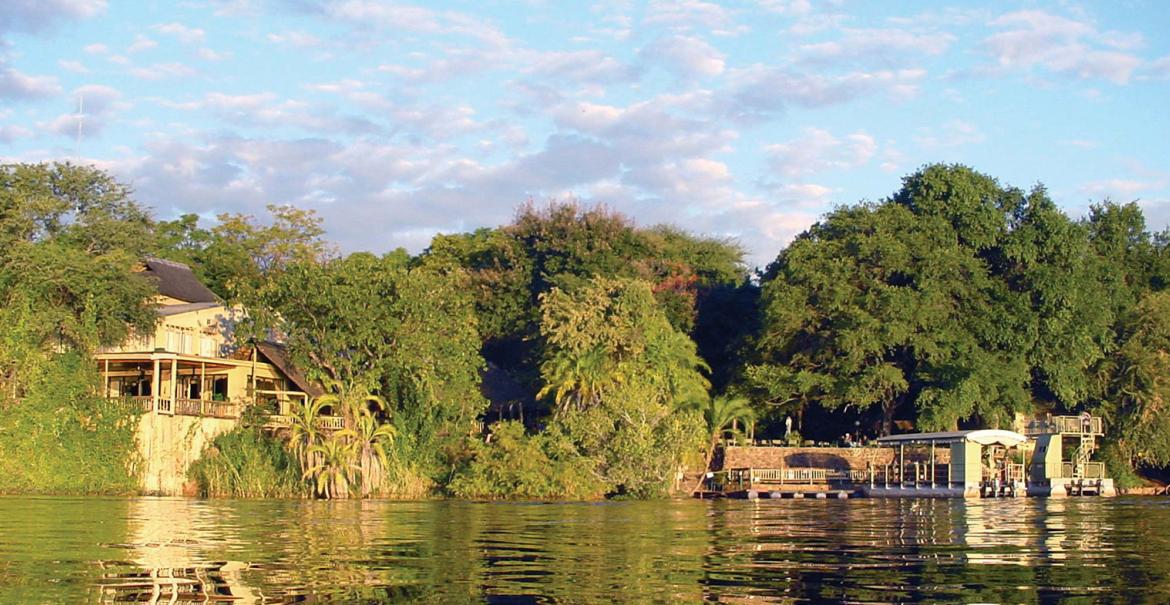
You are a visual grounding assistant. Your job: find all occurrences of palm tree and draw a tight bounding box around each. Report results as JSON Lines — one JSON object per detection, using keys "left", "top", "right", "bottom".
{"left": 314, "top": 378, "right": 388, "bottom": 429}
{"left": 305, "top": 379, "right": 395, "bottom": 497}
{"left": 287, "top": 396, "right": 329, "bottom": 479}
{"left": 537, "top": 346, "right": 612, "bottom": 416}
{"left": 344, "top": 409, "right": 396, "bottom": 497}
{"left": 685, "top": 395, "right": 756, "bottom": 494}
{"left": 303, "top": 434, "right": 360, "bottom": 499}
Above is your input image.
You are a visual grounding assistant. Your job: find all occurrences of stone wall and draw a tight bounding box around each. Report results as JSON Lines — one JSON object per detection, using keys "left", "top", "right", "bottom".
{"left": 136, "top": 413, "right": 238, "bottom": 495}
{"left": 722, "top": 445, "right": 950, "bottom": 472}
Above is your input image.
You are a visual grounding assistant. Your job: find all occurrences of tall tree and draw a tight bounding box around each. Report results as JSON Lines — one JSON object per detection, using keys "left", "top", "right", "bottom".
{"left": 537, "top": 277, "right": 708, "bottom": 496}
{"left": 259, "top": 251, "right": 487, "bottom": 491}
{"left": 0, "top": 163, "right": 157, "bottom": 393}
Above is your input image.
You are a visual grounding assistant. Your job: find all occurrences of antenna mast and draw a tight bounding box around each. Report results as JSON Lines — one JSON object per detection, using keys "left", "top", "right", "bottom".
{"left": 74, "top": 94, "right": 84, "bottom": 161}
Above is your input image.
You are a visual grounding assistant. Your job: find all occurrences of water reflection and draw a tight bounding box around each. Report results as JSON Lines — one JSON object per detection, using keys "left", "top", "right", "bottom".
{"left": 1, "top": 496, "right": 1169, "bottom": 603}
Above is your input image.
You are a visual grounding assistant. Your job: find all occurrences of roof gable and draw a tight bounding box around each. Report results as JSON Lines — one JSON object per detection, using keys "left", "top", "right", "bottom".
{"left": 141, "top": 258, "right": 218, "bottom": 304}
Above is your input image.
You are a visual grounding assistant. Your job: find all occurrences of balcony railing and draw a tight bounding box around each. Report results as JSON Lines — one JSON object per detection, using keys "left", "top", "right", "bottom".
{"left": 1025, "top": 415, "right": 1104, "bottom": 436}
{"left": 110, "top": 395, "right": 324, "bottom": 427}
{"left": 265, "top": 414, "right": 346, "bottom": 431}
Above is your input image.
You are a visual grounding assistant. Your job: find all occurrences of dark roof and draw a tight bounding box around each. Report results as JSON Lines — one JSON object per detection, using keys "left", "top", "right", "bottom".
{"left": 256, "top": 342, "right": 325, "bottom": 398}
{"left": 141, "top": 258, "right": 218, "bottom": 303}
{"left": 156, "top": 301, "right": 221, "bottom": 317}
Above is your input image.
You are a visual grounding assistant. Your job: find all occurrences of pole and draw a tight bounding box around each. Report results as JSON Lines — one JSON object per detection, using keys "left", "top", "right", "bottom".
{"left": 151, "top": 356, "right": 160, "bottom": 413}
{"left": 899, "top": 443, "right": 905, "bottom": 487}
{"left": 930, "top": 442, "right": 936, "bottom": 489}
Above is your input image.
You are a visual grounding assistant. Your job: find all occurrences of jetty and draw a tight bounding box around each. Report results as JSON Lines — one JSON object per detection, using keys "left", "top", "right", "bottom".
{"left": 699, "top": 414, "right": 1115, "bottom": 499}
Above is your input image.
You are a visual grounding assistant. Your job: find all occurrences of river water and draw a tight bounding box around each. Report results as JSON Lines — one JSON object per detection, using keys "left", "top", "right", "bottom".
{"left": 1, "top": 496, "right": 1168, "bottom": 604}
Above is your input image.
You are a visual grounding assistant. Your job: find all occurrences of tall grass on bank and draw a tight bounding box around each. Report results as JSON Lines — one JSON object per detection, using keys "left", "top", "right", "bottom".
{"left": 188, "top": 427, "right": 303, "bottom": 498}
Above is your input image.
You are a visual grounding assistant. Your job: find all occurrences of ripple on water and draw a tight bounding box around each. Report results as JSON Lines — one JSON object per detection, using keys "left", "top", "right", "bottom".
{"left": 2, "top": 496, "right": 1170, "bottom": 603}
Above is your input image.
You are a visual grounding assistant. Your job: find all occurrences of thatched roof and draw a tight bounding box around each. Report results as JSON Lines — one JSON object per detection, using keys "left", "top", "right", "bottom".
{"left": 255, "top": 341, "right": 325, "bottom": 398}
{"left": 141, "top": 258, "right": 218, "bottom": 303}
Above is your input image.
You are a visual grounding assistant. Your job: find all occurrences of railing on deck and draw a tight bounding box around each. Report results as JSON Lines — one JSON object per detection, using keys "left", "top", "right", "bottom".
{"left": 264, "top": 414, "right": 346, "bottom": 431}
{"left": 110, "top": 395, "right": 329, "bottom": 427}
{"left": 717, "top": 467, "right": 869, "bottom": 491}
{"left": 1061, "top": 461, "right": 1105, "bottom": 479}
{"left": 1026, "top": 415, "right": 1104, "bottom": 436}
{"left": 118, "top": 396, "right": 154, "bottom": 413}
{"left": 110, "top": 396, "right": 241, "bottom": 419}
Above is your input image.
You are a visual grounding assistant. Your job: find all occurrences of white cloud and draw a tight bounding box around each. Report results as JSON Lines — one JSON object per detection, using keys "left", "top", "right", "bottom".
{"left": 727, "top": 66, "right": 925, "bottom": 119}
{"left": 983, "top": 10, "right": 1142, "bottom": 84}
{"left": 1080, "top": 178, "right": 1166, "bottom": 200}
{"left": 913, "top": 119, "right": 985, "bottom": 149}
{"left": 153, "top": 22, "right": 205, "bottom": 44}
{"left": 0, "top": 67, "right": 61, "bottom": 100}
{"left": 765, "top": 127, "right": 877, "bottom": 178}
{"left": 266, "top": 30, "right": 323, "bottom": 48}
{"left": 0, "top": 123, "right": 33, "bottom": 143}
{"left": 57, "top": 59, "right": 89, "bottom": 73}
{"left": 798, "top": 28, "right": 956, "bottom": 68}
{"left": 1141, "top": 55, "right": 1170, "bottom": 80}
{"left": 644, "top": 0, "right": 742, "bottom": 35}
{"left": 754, "top": 0, "right": 811, "bottom": 16}
{"left": 197, "top": 47, "right": 230, "bottom": 61}
{"left": 316, "top": 0, "right": 512, "bottom": 49}
{"left": 127, "top": 35, "right": 157, "bottom": 54}
{"left": 0, "top": 0, "right": 106, "bottom": 35}
{"left": 83, "top": 43, "right": 108, "bottom": 54}
{"left": 523, "top": 49, "right": 638, "bottom": 85}
{"left": 130, "top": 62, "right": 196, "bottom": 80}
{"left": 641, "top": 34, "right": 726, "bottom": 78}
{"left": 42, "top": 83, "right": 124, "bottom": 137}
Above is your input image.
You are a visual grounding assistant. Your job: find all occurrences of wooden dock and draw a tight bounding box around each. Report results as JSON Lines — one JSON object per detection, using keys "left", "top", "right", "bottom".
{"left": 696, "top": 467, "right": 863, "bottom": 499}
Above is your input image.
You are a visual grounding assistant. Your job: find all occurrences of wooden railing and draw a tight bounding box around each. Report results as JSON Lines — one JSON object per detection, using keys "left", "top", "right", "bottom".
{"left": 110, "top": 396, "right": 242, "bottom": 419}
{"left": 1061, "top": 461, "right": 1106, "bottom": 479}
{"left": 719, "top": 467, "right": 868, "bottom": 490}
{"left": 1026, "top": 415, "right": 1104, "bottom": 436}
{"left": 174, "top": 398, "right": 202, "bottom": 416}
{"left": 118, "top": 396, "right": 154, "bottom": 413}
{"left": 315, "top": 415, "right": 345, "bottom": 431}
{"left": 264, "top": 414, "right": 346, "bottom": 431}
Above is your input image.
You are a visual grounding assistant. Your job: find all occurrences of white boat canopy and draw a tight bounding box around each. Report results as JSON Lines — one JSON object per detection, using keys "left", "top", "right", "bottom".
{"left": 875, "top": 429, "right": 1028, "bottom": 447}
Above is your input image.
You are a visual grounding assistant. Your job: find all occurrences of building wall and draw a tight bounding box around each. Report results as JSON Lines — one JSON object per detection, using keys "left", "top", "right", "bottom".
{"left": 136, "top": 412, "right": 239, "bottom": 495}
{"left": 108, "top": 304, "right": 242, "bottom": 357}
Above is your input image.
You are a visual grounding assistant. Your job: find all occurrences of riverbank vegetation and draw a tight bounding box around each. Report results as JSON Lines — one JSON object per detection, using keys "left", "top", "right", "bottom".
{"left": 5, "top": 161, "right": 1170, "bottom": 497}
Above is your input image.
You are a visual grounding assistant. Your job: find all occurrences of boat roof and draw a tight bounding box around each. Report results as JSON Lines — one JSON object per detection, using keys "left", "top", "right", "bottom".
{"left": 876, "top": 429, "right": 1028, "bottom": 447}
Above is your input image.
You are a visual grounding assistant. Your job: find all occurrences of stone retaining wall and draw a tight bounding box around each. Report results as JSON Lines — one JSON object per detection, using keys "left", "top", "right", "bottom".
{"left": 722, "top": 445, "right": 951, "bottom": 472}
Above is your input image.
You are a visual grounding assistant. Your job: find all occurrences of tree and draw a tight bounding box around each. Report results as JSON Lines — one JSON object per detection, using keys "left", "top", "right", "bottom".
{"left": 0, "top": 163, "right": 157, "bottom": 395}
{"left": 169, "top": 204, "right": 334, "bottom": 301}
{"left": 303, "top": 433, "right": 359, "bottom": 499}
{"left": 1092, "top": 291, "right": 1170, "bottom": 470}
{"left": 537, "top": 277, "right": 709, "bottom": 496}
{"left": 287, "top": 397, "right": 328, "bottom": 482}
{"left": 260, "top": 251, "right": 487, "bottom": 492}
{"left": 750, "top": 165, "right": 1083, "bottom": 436}
{"left": 683, "top": 395, "right": 755, "bottom": 494}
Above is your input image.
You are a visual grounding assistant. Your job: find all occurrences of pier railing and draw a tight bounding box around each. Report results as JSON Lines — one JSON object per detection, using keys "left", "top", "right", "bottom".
{"left": 716, "top": 467, "right": 869, "bottom": 491}
{"left": 1025, "top": 415, "right": 1104, "bottom": 436}
{"left": 1061, "top": 461, "right": 1106, "bottom": 479}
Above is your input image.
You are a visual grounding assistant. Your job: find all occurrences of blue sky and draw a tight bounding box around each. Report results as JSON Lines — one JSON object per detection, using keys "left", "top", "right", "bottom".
{"left": 2, "top": 1, "right": 1169, "bottom": 268}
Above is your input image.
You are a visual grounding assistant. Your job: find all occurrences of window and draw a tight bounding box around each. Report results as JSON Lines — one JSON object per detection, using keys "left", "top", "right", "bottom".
{"left": 200, "top": 337, "right": 216, "bottom": 358}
